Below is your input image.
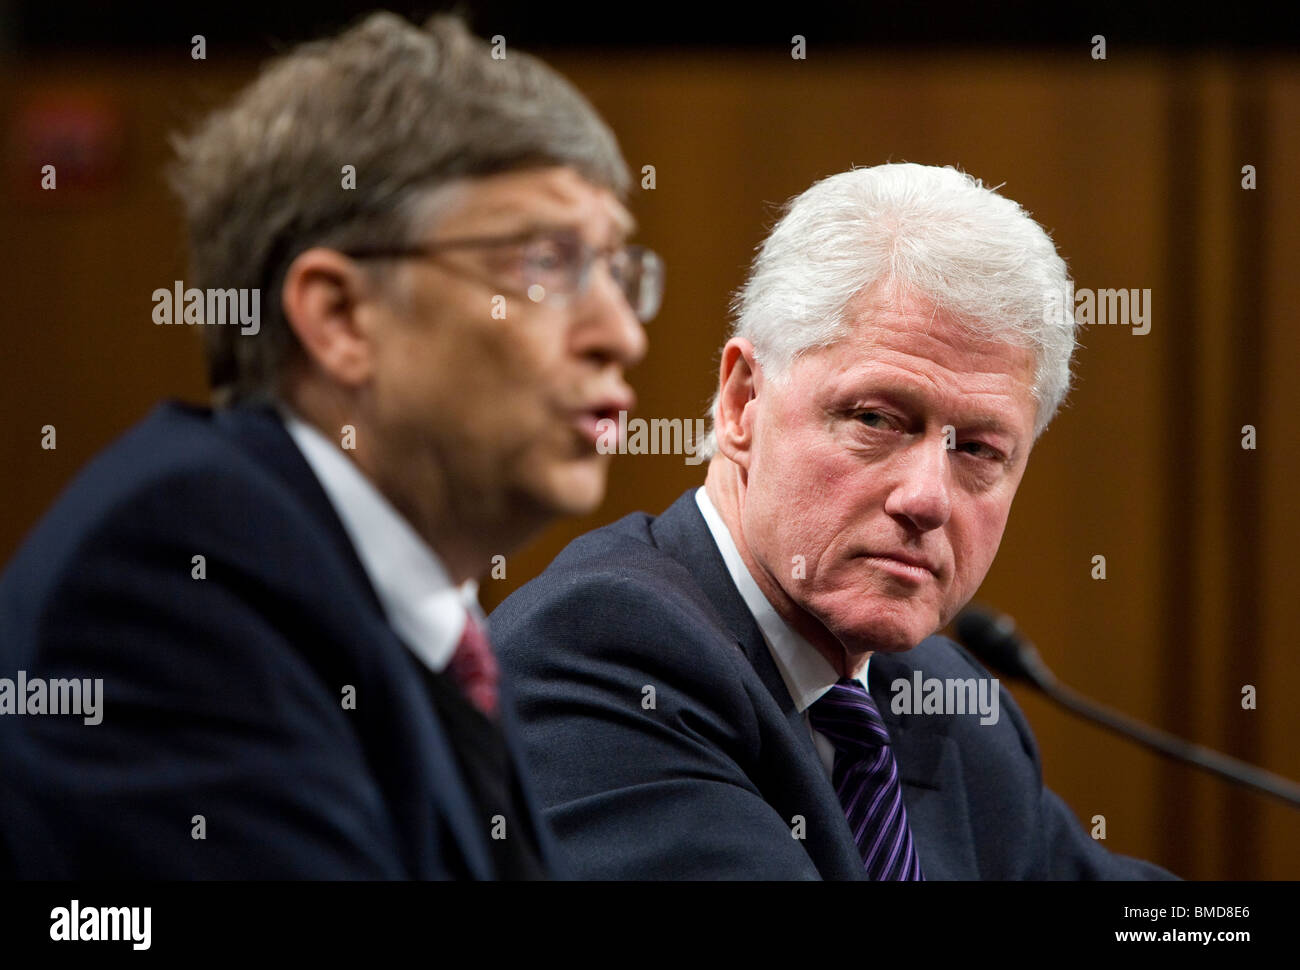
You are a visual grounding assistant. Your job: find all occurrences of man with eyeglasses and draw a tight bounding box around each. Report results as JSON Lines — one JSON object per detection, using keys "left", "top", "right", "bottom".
{"left": 0, "top": 13, "right": 655, "bottom": 879}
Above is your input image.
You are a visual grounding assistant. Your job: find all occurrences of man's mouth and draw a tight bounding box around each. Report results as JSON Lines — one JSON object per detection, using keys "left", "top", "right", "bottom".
{"left": 862, "top": 551, "right": 939, "bottom": 581}
{"left": 570, "top": 393, "right": 634, "bottom": 447}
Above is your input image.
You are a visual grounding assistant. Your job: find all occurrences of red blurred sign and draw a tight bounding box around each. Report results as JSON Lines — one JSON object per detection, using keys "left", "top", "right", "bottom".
{"left": 8, "top": 89, "right": 125, "bottom": 200}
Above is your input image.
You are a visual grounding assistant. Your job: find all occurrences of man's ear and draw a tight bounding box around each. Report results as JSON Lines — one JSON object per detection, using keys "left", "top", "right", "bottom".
{"left": 714, "top": 337, "right": 763, "bottom": 470}
{"left": 281, "top": 247, "right": 379, "bottom": 388}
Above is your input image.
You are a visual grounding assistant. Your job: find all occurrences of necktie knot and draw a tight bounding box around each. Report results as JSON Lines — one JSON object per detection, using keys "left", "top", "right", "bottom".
{"left": 808, "top": 677, "right": 891, "bottom": 756}
{"left": 447, "top": 613, "right": 500, "bottom": 719}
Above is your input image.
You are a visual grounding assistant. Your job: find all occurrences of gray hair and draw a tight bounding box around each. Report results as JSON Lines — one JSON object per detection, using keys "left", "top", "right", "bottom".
{"left": 168, "top": 12, "right": 630, "bottom": 404}
{"left": 700, "top": 162, "right": 1077, "bottom": 457}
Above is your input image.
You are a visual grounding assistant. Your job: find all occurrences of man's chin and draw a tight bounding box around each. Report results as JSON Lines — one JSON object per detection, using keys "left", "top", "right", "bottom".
{"left": 537, "top": 460, "right": 609, "bottom": 518}
{"left": 829, "top": 604, "right": 939, "bottom": 655}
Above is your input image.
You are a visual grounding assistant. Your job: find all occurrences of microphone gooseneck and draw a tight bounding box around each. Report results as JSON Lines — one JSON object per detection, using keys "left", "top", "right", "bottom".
{"left": 954, "top": 604, "right": 1300, "bottom": 809}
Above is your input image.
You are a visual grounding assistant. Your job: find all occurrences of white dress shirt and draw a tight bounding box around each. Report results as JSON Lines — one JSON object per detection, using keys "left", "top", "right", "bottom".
{"left": 279, "top": 406, "right": 483, "bottom": 676}
{"left": 694, "top": 487, "right": 870, "bottom": 777}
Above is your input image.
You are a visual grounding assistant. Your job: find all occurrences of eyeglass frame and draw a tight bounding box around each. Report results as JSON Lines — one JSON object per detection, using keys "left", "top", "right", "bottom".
{"left": 340, "top": 226, "right": 663, "bottom": 323}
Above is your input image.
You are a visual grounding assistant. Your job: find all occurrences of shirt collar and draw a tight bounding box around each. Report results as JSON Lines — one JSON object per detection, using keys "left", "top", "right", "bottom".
{"left": 278, "top": 405, "right": 480, "bottom": 674}
{"left": 694, "top": 487, "right": 868, "bottom": 712}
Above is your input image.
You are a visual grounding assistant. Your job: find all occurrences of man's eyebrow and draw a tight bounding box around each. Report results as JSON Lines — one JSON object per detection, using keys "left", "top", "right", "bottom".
{"left": 949, "top": 410, "right": 1023, "bottom": 442}
{"left": 847, "top": 385, "right": 1025, "bottom": 439}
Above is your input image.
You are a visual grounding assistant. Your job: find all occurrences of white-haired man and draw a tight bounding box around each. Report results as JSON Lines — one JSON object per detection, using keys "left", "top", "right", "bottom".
{"left": 491, "top": 163, "right": 1176, "bottom": 879}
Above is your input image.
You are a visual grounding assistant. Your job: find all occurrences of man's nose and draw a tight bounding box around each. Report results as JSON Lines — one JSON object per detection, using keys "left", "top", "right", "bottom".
{"left": 570, "top": 262, "right": 648, "bottom": 368}
{"left": 883, "top": 435, "right": 953, "bottom": 532}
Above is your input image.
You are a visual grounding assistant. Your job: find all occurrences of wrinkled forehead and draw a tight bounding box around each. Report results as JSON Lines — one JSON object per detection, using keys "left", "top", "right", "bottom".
{"left": 838, "top": 287, "right": 1039, "bottom": 380}
{"left": 783, "top": 296, "right": 1041, "bottom": 436}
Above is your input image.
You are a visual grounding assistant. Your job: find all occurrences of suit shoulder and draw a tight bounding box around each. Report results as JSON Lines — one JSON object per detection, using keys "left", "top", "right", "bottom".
{"left": 0, "top": 402, "right": 331, "bottom": 623}
{"left": 11, "top": 401, "right": 278, "bottom": 540}
{"left": 491, "top": 510, "right": 746, "bottom": 683}
{"left": 497, "top": 508, "right": 711, "bottom": 618}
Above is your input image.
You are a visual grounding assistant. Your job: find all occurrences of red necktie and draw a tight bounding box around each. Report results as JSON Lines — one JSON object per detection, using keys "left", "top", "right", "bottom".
{"left": 446, "top": 614, "right": 500, "bottom": 718}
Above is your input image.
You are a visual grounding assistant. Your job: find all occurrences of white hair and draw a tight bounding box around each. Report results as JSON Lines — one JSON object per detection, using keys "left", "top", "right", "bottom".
{"left": 700, "top": 162, "right": 1077, "bottom": 457}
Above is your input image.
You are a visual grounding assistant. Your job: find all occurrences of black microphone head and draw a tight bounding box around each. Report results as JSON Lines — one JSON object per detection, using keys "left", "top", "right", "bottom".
{"left": 954, "top": 604, "right": 1050, "bottom": 686}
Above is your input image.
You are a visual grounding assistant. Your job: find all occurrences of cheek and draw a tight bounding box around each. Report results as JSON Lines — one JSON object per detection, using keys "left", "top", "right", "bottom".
{"left": 458, "top": 326, "right": 554, "bottom": 432}
{"left": 750, "top": 392, "right": 837, "bottom": 494}
{"left": 949, "top": 503, "right": 1012, "bottom": 591}
{"left": 750, "top": 454, "right": 864, "bottom": 579}
{"left": 377, "top": 323, "right": 534, "bottom": 461}
{"left": 372, "top": 327, "right": 449, "bottom": 421}
{"left": 502, "top": 317, "right": 569, "bottom": 395}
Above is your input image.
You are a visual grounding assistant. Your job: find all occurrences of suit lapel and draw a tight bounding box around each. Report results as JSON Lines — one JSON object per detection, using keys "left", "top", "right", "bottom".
{"left": 212, "top": 402, "right": 498, "bottom": 879}
{"left": 393, "top": 645, "right": 499, "bottom": 879}
{"left": 868, "top": 650, "right": 980, "bottom": 879}
{"left": 212, "top": 402, "right": 383, "bottom": 614}
{"left": 496, "top": 673, "right": 569, "bottom": 878}
{"left": 650, "top": 491, "right": 815, "bottom": 752}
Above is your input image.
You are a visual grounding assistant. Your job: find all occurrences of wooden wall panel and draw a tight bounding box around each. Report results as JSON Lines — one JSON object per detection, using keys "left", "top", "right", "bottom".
{"left": 1257, "top": 64, "right": 1300, "bottom": 880}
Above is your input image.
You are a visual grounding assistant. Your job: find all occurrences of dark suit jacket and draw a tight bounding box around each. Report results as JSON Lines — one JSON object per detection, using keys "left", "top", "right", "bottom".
{"left": 0, "top": 401, "right": 560, "bottom": 879}
{"left": 490, "top": 489, "right": 1177, "bottom": 879}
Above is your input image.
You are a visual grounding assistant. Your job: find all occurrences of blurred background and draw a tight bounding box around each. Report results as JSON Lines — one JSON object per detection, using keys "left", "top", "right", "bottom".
{"left": 1, "top": 1, "right": 1296, "bottom": 879}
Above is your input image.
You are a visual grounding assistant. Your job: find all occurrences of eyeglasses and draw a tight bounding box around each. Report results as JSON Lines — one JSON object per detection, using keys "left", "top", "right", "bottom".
{"left": 343, "top": 227, "right": 664, "bottom": 323}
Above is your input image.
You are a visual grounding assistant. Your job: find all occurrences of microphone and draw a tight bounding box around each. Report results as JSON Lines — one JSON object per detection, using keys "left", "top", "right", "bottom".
{"left": 954, "top": 603, "right": 1300, "bottom": 809}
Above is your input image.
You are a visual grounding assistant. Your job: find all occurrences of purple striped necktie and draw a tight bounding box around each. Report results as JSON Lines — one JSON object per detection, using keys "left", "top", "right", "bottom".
{"left": 808, "top": 677, "right": 924, "bottom": 880}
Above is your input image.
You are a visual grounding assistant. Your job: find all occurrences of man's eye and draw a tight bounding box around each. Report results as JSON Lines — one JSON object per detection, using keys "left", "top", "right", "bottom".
{"left": 958, "top": 441, "right": 1000, "bottom": 460}
{"left": 527, "top": 247, "right": 565, "bottom": 271}
{"left": 523, "top": 239, "right": 576, "bottom": 274}
{"left": 856, "top": 411, "right": 891, "bottom": 430}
